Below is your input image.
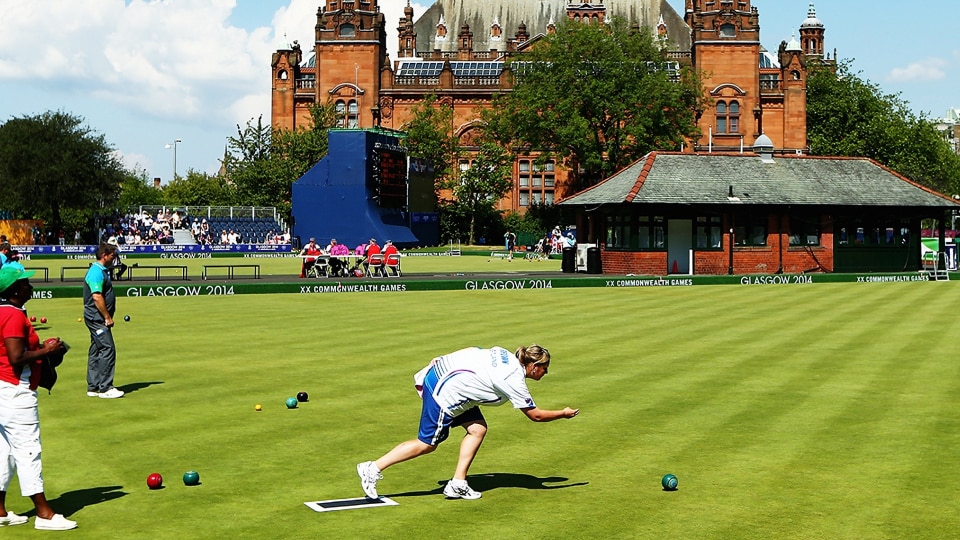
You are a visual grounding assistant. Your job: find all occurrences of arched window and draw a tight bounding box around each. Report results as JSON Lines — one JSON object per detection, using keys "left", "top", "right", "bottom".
{"left": 339, "top": 24, "right": 356, "bottom": 37}
{"left": 791, "top": 70, "right": 801, "bottom": 81}
{"left": 335, "top": 100, "right": 347, "bottom": 128}
{"left": 347, "top": 100, "right": 359, "bottom": 128}
{"left": 716, "top": 100, "right": 740, "bottom": 134}
{"left": 277, "top": 69, "right": 288, "bottom": 80}
{"left": 719, "top": 24, "right": 736, "bottom": 38}
{"left": 728, "top": 101, "right": 740, "bottom": 133}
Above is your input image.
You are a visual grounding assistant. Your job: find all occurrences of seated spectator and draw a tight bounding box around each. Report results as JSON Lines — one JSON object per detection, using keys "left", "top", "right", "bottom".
{"left": 220, "top": 230, "right": 229, "bottom": 245}
{"left": 383, "top": 240, "right": 400, "bottom": 277}
{"left": 328, "top": 238, "right": 349, "bottom": 277}
{"left": 5, "top": 250, "right": 24, "bottom": 270}
{"left": 299, "top": 238, "right": 324, "bottom": 278}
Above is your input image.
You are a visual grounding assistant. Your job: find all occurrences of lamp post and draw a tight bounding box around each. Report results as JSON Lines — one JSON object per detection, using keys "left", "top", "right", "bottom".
{"left": 165, "top": 138, "right": 182, "bottom": 181}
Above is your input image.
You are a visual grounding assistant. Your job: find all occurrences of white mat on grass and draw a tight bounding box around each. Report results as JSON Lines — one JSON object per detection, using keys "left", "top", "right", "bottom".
{"left": 305, "top": 496, "right": 398, "bottom": 513}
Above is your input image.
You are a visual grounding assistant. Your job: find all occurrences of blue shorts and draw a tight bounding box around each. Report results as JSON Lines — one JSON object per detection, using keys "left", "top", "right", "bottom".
{"left": 417, "top": 366, "right": 485, "bottom": 445}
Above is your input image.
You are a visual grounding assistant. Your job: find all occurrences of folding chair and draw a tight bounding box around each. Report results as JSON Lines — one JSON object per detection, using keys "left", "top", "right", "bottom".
{"left": 385, "top": 254, "right": 402, "bottom": 277}
{"left": 366, "top": 253, "right": 385, "bottom": 277}
{"left": 306, "top": 256, "right": 329, "bottom": 278}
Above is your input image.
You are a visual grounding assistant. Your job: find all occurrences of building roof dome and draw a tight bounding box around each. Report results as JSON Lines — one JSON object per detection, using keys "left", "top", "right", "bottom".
{"left": 785, "top": 33, "right": 801, "bottom": 52}
{"left": 753, "top": 133, "right": 774, "bottom": 149}
{"left": 800, "top": 3, "right": 823, "bottom": 29}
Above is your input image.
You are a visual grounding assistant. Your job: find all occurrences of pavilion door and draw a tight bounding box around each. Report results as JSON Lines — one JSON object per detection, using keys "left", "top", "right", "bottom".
{"left": 668, "top": 219, "right": 692, "bottom": 274}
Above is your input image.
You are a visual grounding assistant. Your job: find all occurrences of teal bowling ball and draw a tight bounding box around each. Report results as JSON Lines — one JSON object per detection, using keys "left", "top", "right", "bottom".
{"left": 285, "top": 397, "right": 298, "bottom": 409}
{"left": 661, "top": 474, "right": 678, "bottom": 491}
{"left": 183, "top": 470, "right": 200, "bottom": 486}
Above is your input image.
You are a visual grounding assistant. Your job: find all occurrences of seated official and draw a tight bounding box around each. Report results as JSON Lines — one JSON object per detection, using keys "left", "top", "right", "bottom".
{"left": 363, "top": 239, "right": 384, "bottom": 277}
{"left": 299, "top": 238, "right": 325, "bottom": 278}
{"left": 382, "top": 240, "right": 401, "bottom": 277}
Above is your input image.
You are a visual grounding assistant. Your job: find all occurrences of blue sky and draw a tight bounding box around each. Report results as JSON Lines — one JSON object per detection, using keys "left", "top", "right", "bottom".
{"left": 0, "top": 1, "right": 955, "bottom": 184}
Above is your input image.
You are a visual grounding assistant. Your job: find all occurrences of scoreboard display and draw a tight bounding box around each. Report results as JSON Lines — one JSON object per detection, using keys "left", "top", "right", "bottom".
{"left": 370, "top": 146, "right": 407, "bottom": 209}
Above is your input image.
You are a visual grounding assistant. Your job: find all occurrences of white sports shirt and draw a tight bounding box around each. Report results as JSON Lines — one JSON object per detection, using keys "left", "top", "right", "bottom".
{"left": 415, "top": 346, "right": 536, "bottom": 417}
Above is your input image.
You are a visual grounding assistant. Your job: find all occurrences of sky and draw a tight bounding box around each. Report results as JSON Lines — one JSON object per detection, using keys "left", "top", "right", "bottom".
{"left": 0, "top": 1, "right": 956, "bottom": 184}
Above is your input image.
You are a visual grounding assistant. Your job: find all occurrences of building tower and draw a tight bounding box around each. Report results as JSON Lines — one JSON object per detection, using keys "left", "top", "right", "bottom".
{"left": 397, "top": 1, "right": 417, "bottom": 59}
{"left": 799, "top": 3, "right": 825, "bottom": 60}
{"left": 270, "top": 37, "right": 303, "bottom": 131}
{"left": 314, "top": 0, "right": 387, "bottom": 130}
{"left": 686, "top": 0, "right": 762, "bottom": 150}
{"left": 778, "top": 34, "right": 808, "bottom": 151}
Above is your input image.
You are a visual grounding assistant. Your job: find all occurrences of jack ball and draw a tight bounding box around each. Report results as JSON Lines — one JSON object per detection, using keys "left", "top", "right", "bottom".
{"left": 296, "top": 391, "right": 309, "bottom": 402}
{"left": 255, "top": 404, "right": 262, "bottom": 411}
{"left": 285, "top": 397, "right": 298, "bottom": 409}
{"left": 661, "top": 474, "right": 678, "bottom": 491}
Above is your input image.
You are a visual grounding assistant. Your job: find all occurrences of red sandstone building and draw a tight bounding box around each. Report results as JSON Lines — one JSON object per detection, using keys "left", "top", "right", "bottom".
{"left": 271, "top": 0, "right": 829, "bottom": 214}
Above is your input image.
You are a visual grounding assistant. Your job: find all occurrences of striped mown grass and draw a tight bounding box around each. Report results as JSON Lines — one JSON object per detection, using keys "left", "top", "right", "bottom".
{"left": 5, "top": 282, "right": 958, "bottom": 539}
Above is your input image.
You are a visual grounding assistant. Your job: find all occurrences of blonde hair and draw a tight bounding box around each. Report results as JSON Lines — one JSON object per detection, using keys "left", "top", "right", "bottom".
{"left": 515, "top": 344, "right": 550, "bottom": 367}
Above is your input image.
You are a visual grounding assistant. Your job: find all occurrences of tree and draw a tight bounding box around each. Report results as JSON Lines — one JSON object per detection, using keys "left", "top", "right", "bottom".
{"left": 448, "top": 138, "right": 514, "bottom": 244}
{"left": 118, "top": 167, "right": 167, "bottom": 209}
{"left": 807, "top": 61, "right": 960, "bottom": 195}
{"left": 485, "top": 18, "right": 704, "bottom": 190}
{"left": 224, "top": 104, "right": 338, "bottom": 219}
{"left": 401, "top": 94, "right": 459, "bottom": 199}
{"left": 163, "top": 169, "right": 236, "bottom": 207}
{"left": 0, "top": 111, "right": 124, "bottom": 236}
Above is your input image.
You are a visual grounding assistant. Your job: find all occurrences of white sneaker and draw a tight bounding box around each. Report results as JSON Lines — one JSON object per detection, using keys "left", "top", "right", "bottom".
{"left": 356, "top": 461, "right": 382, "bottom": 499}
{"left": 0, "top": 511, "right": 28, "bottom": 526}
{"left": 35, "top": 514, "right": 77, "bottom": 531}
{"left": 443, "top": 479, "right": 481, "bottom": 500}
{"left": 98, "top": 388, "right": 124, "bottom": 399}
{"left": 86, "top": 391, "right": 99, "bottom": 397}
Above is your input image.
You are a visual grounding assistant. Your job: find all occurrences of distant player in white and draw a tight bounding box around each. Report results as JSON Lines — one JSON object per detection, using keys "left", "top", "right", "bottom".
{"left": 357, "top": 344, "right": 579, "bottom": 500}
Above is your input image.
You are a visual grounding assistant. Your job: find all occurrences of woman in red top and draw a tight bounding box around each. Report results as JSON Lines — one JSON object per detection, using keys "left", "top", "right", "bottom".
{"left": 0, "top": 267, "right": 76, "bottom": 530}
{"left": 299, "top": 238, "right": 325, "bottom": 278}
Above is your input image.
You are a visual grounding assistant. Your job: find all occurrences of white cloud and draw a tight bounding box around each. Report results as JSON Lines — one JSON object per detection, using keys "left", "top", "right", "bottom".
{"left": 0, "top": 0, "right": 285, "bottom": 128}
{"left": 887, "top": 58, "right": 949, "bottom": 83}
{"left": 0, "top": 0, "right": 433, "bottom": 177}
